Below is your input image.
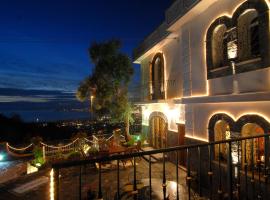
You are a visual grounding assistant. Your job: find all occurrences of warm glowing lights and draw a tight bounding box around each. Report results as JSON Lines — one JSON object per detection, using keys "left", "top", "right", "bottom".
{"left": 41, "top": 138, "right": 79, "bottom": 149}
{"left": 141, "top": 103, "right": 185, "bottom": 132}
{"left": 6, "top": 143, "right": 33, "bottom": 151}
{"left": 208, "top": 111, "right": 270, "bottom": 124}
{"left": 185, "top": 135, "right": 209, "bottom": 143}
{"left": 50, "top": 169, "right": 54, "bottom": 200}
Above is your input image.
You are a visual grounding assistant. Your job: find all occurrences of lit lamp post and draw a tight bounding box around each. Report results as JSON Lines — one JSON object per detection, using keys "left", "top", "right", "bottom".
{"left": 90, "top": 95, "right": 94, "bottom": 121}
{"left": 90, "top": 95, "right": 94, "bottom": 111}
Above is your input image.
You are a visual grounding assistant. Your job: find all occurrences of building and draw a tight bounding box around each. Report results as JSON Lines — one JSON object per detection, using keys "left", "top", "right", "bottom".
{"left": 134, "top": 0, "right": 270, "bottom": 167}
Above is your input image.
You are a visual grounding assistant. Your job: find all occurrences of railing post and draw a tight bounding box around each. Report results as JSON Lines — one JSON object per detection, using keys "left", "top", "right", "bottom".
{"left": 237, "top": 141, "right": 241, "bottom": 200}
{"left": 244, "top": 140, "right": 248, "bottom": 200}
{"left": 98, "top": 162, "right": 102, "bottom": 199}
{"left": 149, "top": 155, "right": 152, "bottom": 200}
{"left": 54, "top": 168, "right": 60, "bottom": 200}
{"left": 208, "top": 144, "right": 213, "bottom": 200}
{"left": 79, "top": 166, "right": 82, "bottom": 200}
{"left": 162, "top": 153, "right": 167, "bottom": 199}
{"left": 198, "top": 147, "right": 202, "bottom": 197}
{"left": 176, "top": 151, "right": 179, "bottom": 200}
{"left": 251, "top": 139, "right": 255, "bottom": 199}
{"left": 117, "top": 159, "right": 120, "bottom": 200}
{"left": 133, "top": 157, "right": 137, "bottom": 200}
{"left": 186, "top": 148, "right": 191, "bottom": 200}
{"left": 264, "top": 134, "right": 269, "bottom": 200}
{"left": 218, "top": 144, "right": 222, "bottom": 200}
{"left": 227, "top": 141, "right": 233, "bottom": 200}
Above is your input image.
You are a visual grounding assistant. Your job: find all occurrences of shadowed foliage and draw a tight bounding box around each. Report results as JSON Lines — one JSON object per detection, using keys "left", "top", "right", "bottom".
{"left": 77, "top": 40, "right": 134, "bottom": 139}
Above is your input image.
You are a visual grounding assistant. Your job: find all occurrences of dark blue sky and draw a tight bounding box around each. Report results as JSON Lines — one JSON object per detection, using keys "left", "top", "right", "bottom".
{"left": 0, "top": 0, "right": 172, "bottom": 93}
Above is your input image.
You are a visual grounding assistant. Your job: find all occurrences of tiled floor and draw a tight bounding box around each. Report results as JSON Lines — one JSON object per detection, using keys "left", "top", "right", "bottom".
{"left": 0, "top": 159, "right": 201, "bottom": 200}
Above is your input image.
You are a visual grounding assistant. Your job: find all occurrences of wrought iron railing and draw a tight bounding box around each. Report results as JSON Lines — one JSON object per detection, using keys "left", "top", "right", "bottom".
{"left": 52, "top": 133, "right": 270, "bottom": 200}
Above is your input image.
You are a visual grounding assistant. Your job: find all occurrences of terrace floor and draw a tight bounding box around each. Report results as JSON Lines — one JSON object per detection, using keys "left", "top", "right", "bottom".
{"left": 0, "top": 158, "right": 201, "bottom": 200}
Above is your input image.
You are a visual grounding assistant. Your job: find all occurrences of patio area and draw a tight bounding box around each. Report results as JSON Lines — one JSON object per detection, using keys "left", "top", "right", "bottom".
{"left": 0, "top": 158, "right": 200, "bottom": 200}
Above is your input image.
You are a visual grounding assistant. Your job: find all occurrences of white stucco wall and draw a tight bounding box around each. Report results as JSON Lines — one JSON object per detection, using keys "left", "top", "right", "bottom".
{"left": 178, "top": 0, "right": 270, "bottom": 96}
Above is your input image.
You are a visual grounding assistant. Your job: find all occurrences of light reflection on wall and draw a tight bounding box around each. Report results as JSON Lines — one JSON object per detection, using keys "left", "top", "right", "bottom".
{"left": 142, "top": 103, "right": 185, "bottom": 132}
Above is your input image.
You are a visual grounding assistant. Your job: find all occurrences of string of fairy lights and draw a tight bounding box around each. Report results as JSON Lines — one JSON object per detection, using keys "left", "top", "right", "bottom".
{"left": 5, "top": 134, "right": 124, "bottom": 157}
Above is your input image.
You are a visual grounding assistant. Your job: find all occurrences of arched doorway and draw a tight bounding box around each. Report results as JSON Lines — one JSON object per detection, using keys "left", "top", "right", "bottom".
{"left": 241, "top": 123, "right": 264, "bottom": 168}
{"left": 214, "top": 120, "right": 230, "bottom": 161}
{"left": 149, "top": 115, "right": 167, "bottom": 149}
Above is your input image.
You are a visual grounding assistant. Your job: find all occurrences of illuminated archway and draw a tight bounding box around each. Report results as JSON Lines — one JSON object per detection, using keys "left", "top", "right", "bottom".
{"left": 214, "top": 120, "right": 230, "bottom": 160}
{"left": 241, "top": 123, "right": 264, "bottom": 168}
{"left": 208, "top": 113, "right": 235, "bottom": 142}
{"left": 149, "top": 112, "right": 168, "bottom": 149}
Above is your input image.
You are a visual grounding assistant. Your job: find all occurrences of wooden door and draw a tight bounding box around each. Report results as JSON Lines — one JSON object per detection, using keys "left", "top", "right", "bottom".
{"left": 178, "top": 124, "right": 186, "bottom": 166}
{"left": 150, "top": 116, "right": 167, "bottom": 149}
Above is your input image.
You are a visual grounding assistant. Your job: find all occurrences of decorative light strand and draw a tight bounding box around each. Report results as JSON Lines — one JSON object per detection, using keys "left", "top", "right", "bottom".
{"left": 6, "top": 143, "right": 33, "bottom": 151}
{"left": 40, "top": 138, "right": 79, "bottom": 149}
{"left": 84, "top": 138, "right": 94, "bottom": 143}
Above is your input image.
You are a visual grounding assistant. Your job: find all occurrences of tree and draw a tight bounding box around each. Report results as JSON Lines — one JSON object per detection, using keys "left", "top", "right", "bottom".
{"left": 77, "top": 40, "right": 134, "bottom": 139}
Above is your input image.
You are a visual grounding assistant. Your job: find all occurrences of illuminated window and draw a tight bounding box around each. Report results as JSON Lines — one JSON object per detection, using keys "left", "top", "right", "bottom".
{"left": 150, "top": 53, "right": 165, "bottom": 100}
{"left": 237, "top": 9, "right": 259, "bottom": 61}
{"left": 206, "top": 0, "right": 269, "bottom": 79}
{"left": 241, "top": 123, "right": 265, "bottom": 168}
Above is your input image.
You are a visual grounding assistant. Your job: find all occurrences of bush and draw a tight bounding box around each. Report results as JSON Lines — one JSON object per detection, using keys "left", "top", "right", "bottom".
{"left": 32, "top": 146, "right": 45, "bottom": 167}
{"left": 67, "top": 151, "right": 81, "bottom": 160}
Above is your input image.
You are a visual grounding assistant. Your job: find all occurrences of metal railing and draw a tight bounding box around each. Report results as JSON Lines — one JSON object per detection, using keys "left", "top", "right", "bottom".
{"left": 52, "top": 133, "right": 270, "bottom": 200}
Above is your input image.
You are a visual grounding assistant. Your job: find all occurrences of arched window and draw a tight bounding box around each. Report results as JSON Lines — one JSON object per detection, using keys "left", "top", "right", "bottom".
{"left": 206, "top": 0, "right": 269, "bottom": 78}
{"left": 150, "top": 53, "right": 165, "bottom": 100}
{"left": 237, "top": 9, "right": 259, "bottom": 61}
{"left": 206, "top": 17, "right": 231, "bottom": 79}
{"left": 250, "top": 17, "right": 260, "bottom": 57}
{"left": 212, "top": 25, "right": 227, "bottom": 68}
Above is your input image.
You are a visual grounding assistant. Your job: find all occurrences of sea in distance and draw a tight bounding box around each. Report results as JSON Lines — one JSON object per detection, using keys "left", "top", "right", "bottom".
{"left": 0, "top": 88, "right": 91, "bottom": 122}
{"left": 2, "top": 110, "right": 91, "bottom": 122}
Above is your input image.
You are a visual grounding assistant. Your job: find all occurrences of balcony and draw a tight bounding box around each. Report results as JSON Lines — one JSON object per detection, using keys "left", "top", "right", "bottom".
{"left": 52, "top": 133, "right": 270, "bottom": 200}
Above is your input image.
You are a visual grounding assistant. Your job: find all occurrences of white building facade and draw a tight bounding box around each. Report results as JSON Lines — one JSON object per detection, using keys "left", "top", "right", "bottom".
{"left": 134, "top": 0, "right": 270, "bottom": 164}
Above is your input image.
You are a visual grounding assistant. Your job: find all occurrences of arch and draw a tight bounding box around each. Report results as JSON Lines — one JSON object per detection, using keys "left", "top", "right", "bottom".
{"left": 232, "top": 0, "right": 270, "bottom": 72}
{"left": 235, "top": 114, "right": 270, "bottom": 133}
{"left": 241, "top": 123, "right": 265, "bottom": 168}
{"left": 237, "top": 9, "right": 259, "bottom": 61}
{"left": 208, "top": 113, "right": 235, "bottom": 142}
{"left": 232, "top": 0, "right": 269, "bottom": 26}
{"left": 149, "top": 111, "right": 168, "bottom": 123}
{"left": 150, "top": 53, "right": 165, "bottom": 100}
{"left": 214, "top": 120, "right": 231, "bottom": 160}
{"left": 206, "top": 16, "right": 232, "bottom": 79}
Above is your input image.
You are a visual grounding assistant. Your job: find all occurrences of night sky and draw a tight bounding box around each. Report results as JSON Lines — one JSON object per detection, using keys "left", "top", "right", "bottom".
{"left": 0, "top": 0, "right": 172, "bottom": 121}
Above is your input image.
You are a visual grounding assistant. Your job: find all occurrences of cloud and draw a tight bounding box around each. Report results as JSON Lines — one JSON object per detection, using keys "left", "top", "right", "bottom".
{"left": 0, "top": 95, "right": 50, "bottom": 103}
